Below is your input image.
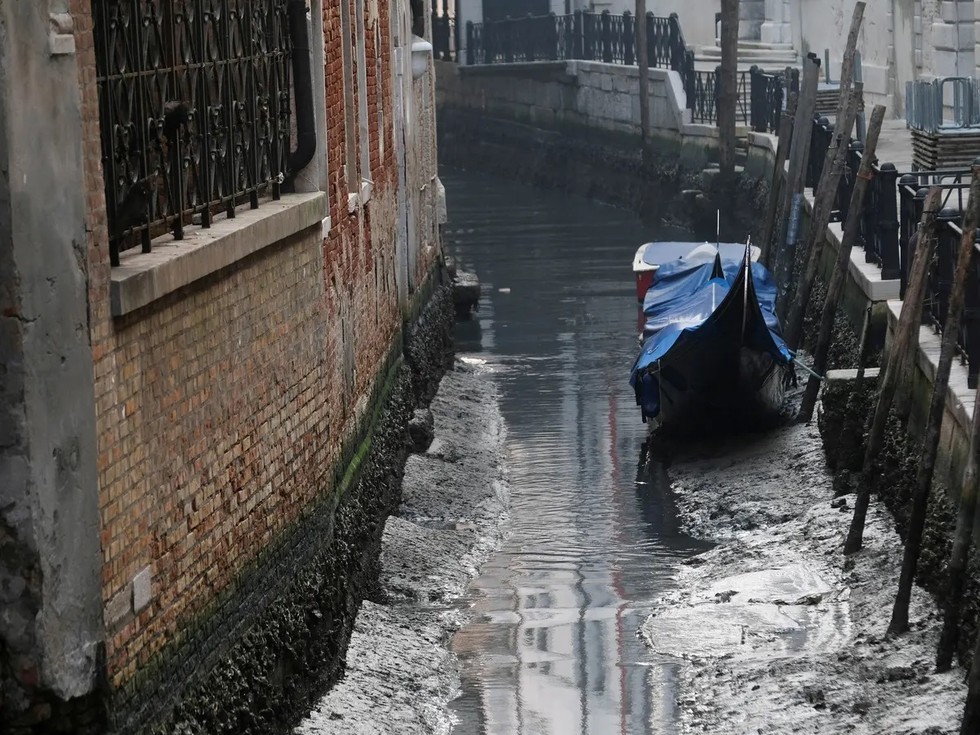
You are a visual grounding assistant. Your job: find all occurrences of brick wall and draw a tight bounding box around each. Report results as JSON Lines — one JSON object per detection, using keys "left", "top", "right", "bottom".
{"left": 71, "top": 0, "right": 438, "bottom": 706}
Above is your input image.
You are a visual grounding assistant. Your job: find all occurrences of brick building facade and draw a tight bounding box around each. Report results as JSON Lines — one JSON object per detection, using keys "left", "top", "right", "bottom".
{"left": 0, "top": 0, "right": 447, "bottom": 731}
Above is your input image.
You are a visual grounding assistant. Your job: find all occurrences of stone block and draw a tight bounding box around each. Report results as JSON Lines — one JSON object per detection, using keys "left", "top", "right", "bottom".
{"left": 612, "top": 92, "right": 632, "bottom": 122}
{"left": 132, "top": 567, "right": 152, "bottom": 612}
{"left": 106, "top": 586, "right": 131, "bottom": 627}
{"left": 613, "top": 73, "right": 631, "bottom": 93}
{"left": 932, "top": 21, "right": 959, "bottom": 51}
{"left": 600, "top": 74, "right": 613, "bottom": 92}
{"left": 760, "top": 21, "right": 790, "bottom": 45}
{"left": 958, "top": 23, "right": 975, "bottom": 52}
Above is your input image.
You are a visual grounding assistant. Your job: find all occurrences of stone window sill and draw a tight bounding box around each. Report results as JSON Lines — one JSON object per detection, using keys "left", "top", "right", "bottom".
{"left": 110, "top": 192, "right": 328, "bottom": 317}
{"left": 346, "top": 180, "right": 374, "bottom": 214}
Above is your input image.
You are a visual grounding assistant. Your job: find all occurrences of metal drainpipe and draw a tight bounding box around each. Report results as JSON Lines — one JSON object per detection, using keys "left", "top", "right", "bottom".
{"left": 286, "top": 0, "right": 317, "bottom": 186}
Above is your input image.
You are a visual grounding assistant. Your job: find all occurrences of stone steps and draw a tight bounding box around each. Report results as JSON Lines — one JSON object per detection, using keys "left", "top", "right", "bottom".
{"left": 695, "top": 41, "right": 799, "bottom": 71}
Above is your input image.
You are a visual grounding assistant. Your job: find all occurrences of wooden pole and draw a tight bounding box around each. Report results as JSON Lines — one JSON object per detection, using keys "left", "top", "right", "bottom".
{"left": 855, "top": 304, "right": 873, "bottom": 385}
{"left": 784, "top": 84, "right": 862, "bottom": 350}
{"left": 760, "top": 91, "right": 798, "bottom": 267}
{"left": 937, "top": 370, "right": 980, "bottom": 672}
{"left": 718, "top": 0, "right": 739, "bottom": 181}
{"left": 773, "top": 56, "right": 820, "bottom": 301}
{"left": 889, "top": 165, "right": 980, "bottom": 636}
{"left": 781, "top": 3, "right": 864, "bottom": 339}
{"left": 960, "top": 630, "right": 980, "bottom": 733}
{"left": 636, "top": 0, "right": 650, "bottom": 161}
{"left": 798, "top": 104, "right": 886, "bottom": 423}
{"left": 939, "top": 368, "right": 980, "bottom": 672}
{"left": 831, "top": 2, "right": 866, "bottom": 126}
{"left": 844, "top": 187, "right": 944, "bottom": 555}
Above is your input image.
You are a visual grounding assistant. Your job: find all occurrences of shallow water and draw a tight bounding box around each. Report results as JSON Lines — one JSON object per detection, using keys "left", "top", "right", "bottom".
{"left": 442, "top": 168, "right": 713, "bottom": 735}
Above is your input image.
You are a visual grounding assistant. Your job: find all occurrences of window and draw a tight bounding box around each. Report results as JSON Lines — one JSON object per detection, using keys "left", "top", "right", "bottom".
{"left": 339, "top": 0, "right": 359, "bottom": 195}
{"left": 376, "top": 24, "right": 385, "bottom": 161}
{"left": 355, "top": 0, "right": 371, "bottom": 185}
{"left": 94, "top": 0, "right": 294, "bottom": 266}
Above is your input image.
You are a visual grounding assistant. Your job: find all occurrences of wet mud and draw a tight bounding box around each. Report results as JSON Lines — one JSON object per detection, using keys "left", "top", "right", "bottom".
{"left": 643, "top": 416, "right": 968, "bottom": 734}
{"left": 297, "top": 361, "right": 509, "bottom": 735}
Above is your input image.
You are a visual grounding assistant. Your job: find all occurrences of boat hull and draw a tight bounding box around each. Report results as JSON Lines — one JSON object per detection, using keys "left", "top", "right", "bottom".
{"left": 631, "top": 243, "right": 793, "bottom": 436}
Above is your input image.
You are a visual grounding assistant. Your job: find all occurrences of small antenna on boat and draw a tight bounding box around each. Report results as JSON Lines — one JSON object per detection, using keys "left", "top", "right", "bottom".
{"left": 741, "top": 236, "right": 751, "bottom": 339}
{"left": 716, "top": 210, "right": 721, "bottom": 249}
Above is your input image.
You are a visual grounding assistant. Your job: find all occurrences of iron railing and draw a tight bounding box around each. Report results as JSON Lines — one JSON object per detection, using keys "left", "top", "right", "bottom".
{"left": 831, "top": 141, "right": 901, "bottom": 279}
{"left": 433, "top": 11, "right": 458, "bottom": 61}
{"left": 689, "top": 68, "right": 752, "bottom": 126}
{"left": 465, "top": 11, "right": 688, "bottom": 73}
{"left": 926, "top": 214, "right": 980, "bottom": 388}
{"left": 94, "top": 0, "right": 293, "bottom": 267}
{"left": 463, "top": 11, "right": 791, "bottom": 133}
{"left": 750, "top": 66, "right": 796, "bottom": 134}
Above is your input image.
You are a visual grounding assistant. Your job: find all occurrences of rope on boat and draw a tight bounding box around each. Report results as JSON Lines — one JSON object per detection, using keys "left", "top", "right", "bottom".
{"left": 795, "top": 359, "right": 824, "bottom": 382}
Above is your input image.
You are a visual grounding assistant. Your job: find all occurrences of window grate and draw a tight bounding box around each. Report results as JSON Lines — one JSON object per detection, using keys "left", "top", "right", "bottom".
{"left": 94, "top": 0, "right": 292, "bottom": 266}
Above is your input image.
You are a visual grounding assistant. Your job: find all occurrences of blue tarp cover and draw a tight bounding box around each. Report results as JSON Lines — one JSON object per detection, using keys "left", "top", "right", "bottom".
{"left": 629, "top": 245, "right": 792, "bottom": 418}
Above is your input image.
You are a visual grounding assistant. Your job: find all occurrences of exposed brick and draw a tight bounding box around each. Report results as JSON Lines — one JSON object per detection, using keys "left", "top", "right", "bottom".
{"left": 68, "top": 0, "right": 440, "bottom": 709}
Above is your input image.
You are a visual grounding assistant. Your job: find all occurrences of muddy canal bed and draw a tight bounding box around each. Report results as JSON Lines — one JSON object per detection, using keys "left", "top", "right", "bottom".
{"left": 647, "top": 419, "right": 968, "bottom": 734}
{"left": 297, "top": 362, "right": 508, "bottom": 735}
{"left": 301, "top": 167, "right": 969, "bottom": 735}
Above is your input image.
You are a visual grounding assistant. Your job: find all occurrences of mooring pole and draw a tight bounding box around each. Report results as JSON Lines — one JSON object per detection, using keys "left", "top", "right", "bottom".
{"left": 784, "top": 85, "right": 861, "bottom": 350}
{"left": 844, "top": 187, "right": 943, "bottom": 555}
{"left": 798, "top": 103, "right": 886, "bottom": 423}
{"left": 636, "top": 0, "right": 650, "bottom": 161}
{"left": 773, "top": 55, "right": 820, "bottom": 311}
{"left": 890, "top": 164, "right": 980, "bottom": 636}
{"left": 718, "top": 0, "right": 739, "bottom": 183}
{"left": 937, "top": 369, "right": 980, "bottom": 672}
{"left": 760, "top": 90, "right": 798, "bottom": 268}
{"left": 960, "top": 631, "right": 980, "bottom": 733}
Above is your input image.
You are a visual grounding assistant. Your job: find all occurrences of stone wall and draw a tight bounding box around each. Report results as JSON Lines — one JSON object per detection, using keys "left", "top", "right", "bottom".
{"left": 437, "top": 60, "right": 690, "bottom": 140}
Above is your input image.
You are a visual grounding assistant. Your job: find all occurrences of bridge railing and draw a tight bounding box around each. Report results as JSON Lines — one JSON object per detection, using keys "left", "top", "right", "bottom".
{"left": 461, "top": 11, "right": 790, "bottom": 134}
{"left": 432, "top": 12, "right": 458, "bottom": 61}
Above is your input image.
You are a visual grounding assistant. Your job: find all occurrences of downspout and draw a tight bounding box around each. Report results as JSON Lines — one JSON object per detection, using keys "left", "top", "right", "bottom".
{"left": 286, "top": 0, "right": 316, "bottom": 184}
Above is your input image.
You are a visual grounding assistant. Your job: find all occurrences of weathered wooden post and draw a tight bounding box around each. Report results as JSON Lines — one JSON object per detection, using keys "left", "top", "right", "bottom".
{"left": 636, "top": 0, "right": 650, "bottom": 159}
{"left": 771, "top": 54, "right": 819, "bottom": 287}
{"left": 960, "top": 632, "right": 980, "bottom": 733}
{"left": 718, "top": 0, "right": 739, "bottom": 181}
{"left": 889, "top": 163, "right": 980, "bottom": 636}
{"left": 798, "top": 104, "right": 887, "bottom": 423}
{"left": 601, "top": 9, "right": 612, "bottom": 63}
{"left": 623, "top": 11, "right": 634, "bottom": 66}
{"left": 784, "top": 84, "right": 861, "bottom": 349}
{"left": 937, "top": 359, "right": 980, "bottom": 672}
{"left": 759, "top": 89, "right": 797, "bottom": 266}
{"left": 844, "top": 187, "right": 944, "bottom": 555}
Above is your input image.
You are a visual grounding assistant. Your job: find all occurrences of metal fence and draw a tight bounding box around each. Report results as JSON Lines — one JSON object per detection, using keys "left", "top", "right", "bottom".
{"left": 906, "top": 77, "right": 980, "bottom": 132}
{"left": 94, "top": 0, "right": 294, "bottom": 267}
{"left": 463, "top": 11, "right": 792, "bottom": 134}
{"left": 433, "top": 12, "right": 458, "bottom": 61}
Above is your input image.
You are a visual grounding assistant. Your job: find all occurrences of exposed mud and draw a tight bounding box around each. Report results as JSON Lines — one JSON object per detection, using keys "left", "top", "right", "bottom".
{"left": 296, "top": 360, "right": 508, "bottom": 735}
{"left": 641, "top": 416, "right": 969, "bottom": 734}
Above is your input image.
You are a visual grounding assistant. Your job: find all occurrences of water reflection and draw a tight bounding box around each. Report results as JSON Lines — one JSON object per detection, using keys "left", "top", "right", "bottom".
{"left": 442, "top": 168, "right": 713, "bottom": 734}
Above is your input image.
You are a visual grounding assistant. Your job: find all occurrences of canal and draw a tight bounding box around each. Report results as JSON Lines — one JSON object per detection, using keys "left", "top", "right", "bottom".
{"left": 441, "top": 167, "right": 714, "bottom": 734}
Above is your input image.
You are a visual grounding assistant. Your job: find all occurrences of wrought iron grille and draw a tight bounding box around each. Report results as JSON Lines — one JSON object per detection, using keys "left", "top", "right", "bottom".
{"left": 689, "top": 69, "right": 749, "bottom": 126}
{"left": 94, "top": 0, "right": 292, "bottom": 267}
{"left": 466, "top": 11, "right": 674, "bottom": 70}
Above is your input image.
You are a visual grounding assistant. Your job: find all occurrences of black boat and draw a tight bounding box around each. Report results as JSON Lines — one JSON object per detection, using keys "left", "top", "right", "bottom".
{"left": 629, "top": 241, "right": 794, "bottom": 435}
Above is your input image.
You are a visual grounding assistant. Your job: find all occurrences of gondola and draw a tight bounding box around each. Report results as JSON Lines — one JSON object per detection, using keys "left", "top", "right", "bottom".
{"left": 629, "top": 240, "right": 794, "bottom": 435}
